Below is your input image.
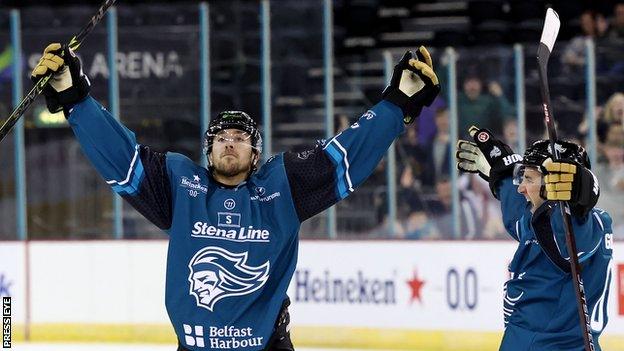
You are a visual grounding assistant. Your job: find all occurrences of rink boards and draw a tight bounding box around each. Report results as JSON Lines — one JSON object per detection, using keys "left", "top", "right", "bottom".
{"left": 1, "top": 240, "right": 623, "bottom": 350}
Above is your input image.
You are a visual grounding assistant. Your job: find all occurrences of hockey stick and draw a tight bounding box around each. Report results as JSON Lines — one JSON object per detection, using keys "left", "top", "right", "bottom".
{"left": 0, "top": 0, "right": 117, "bottom": 145}
{"left": 536, "top": 8, "right": 594, "bottom": 351}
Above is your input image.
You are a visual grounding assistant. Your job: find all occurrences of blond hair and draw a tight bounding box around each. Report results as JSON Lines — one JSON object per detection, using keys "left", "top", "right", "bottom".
{"left": 603, "top": 92, "right": 624, "bottom": 124}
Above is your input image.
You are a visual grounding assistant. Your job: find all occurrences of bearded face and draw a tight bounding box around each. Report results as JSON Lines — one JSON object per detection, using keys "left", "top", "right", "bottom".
{"left": 209, "top": 129, "right": 257, "bottom": 180}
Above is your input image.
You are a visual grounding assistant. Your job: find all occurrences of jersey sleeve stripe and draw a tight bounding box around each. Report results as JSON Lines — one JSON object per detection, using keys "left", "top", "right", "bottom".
{"left": 592, "top": 211, "right": 605, "bottom": 231}
{"left": 511, "top": 220, "right": 520, "bottom": 241}
{"left": 590, "top": 259, "right": 612, "bottom": 333}
{"left": 109, "top": 151, "right": 145, "bottom": 195}
{"left": 330, "top": 139, "right": 354, "bottom": 191}
{"left": 578, "top": 237, "right": 603, "bottom": 264}
{"left": 106, "top": 144, "right": 141, "bottom": 186}
{"left": 324, "top": 142, "right": 352, "bottom": 199}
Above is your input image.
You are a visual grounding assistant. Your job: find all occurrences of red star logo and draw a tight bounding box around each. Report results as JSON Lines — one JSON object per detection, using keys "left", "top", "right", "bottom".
{"left": 407, "top": 269, "right": 425, "bottom": 304}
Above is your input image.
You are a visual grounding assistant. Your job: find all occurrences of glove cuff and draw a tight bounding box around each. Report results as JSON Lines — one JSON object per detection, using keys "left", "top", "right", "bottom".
{"left": 41, "top": 68, "right": 91, "bottom": 118}
{"left": 382, "top": 87, "right": 408, "bottom": 112}
{"left": 488, "top": 167, "right": 515, "bottom": 199}
{"left": 570, "top": 167, "right": 599, "bottom": 217}
{"left": 57, "top": 73, "right": 91, "bottom": 109}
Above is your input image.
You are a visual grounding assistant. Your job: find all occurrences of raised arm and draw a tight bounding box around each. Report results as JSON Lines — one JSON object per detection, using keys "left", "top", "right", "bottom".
{"left": 285, "top": 47, "right": 440, "bottom": 222}
{"left": 540, "top": 156, "right": 604, "bottom": 266}
{"left": 31, "top": 43, "right": 172, "bottom": 230}
{"left": 456, "top": 126, "right": 525, "bottom": 239}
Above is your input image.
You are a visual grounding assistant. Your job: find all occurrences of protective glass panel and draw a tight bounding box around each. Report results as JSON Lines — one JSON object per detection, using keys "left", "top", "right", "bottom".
{"left": 594, "top": 41, "right": 624, "bottom": 238}
{"left": 21, "top": 6, "right": 112, "bottom": 239}
{"left": 269, "top": 1, "right": 326, "bottom": 238}
{"left": 117, "top": 4, "right": 200, "bottom": 238}
{"left": 0, "top": 11, "right": 16, "bottom": 240}
{"left": 454, "top": 46, "right": 517, "bottom": 240}
{"left": 331, "top": 46, "right": 388, "bottom": 238}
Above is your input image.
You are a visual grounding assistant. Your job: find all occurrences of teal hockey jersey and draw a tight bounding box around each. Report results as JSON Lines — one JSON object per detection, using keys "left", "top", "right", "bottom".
{"left": 496, "top": 178, "right": 614, "bottom": 351}
{"left": 68, "top": 96, "right": 405, "bottom": 350}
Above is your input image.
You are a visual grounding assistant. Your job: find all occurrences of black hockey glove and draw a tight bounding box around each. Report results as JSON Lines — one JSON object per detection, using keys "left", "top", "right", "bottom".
{"left": 382, "top": 46, "right": 440, "bottom": 124}
{"left": 31, "top": 43, "right": 91, "bottom": 116}
{"left": 542, "top": 158, "right": 600, "bottom": 217}
{"left": 458, "top": 126, "right": 522, "bottom": 199}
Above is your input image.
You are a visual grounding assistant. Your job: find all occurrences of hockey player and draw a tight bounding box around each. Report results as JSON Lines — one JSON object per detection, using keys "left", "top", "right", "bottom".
{"left": 31, "top": 43, "right": 440, "bottom": 351}
{"left": 456, "top": 126, "right": 614, "bottom": 350}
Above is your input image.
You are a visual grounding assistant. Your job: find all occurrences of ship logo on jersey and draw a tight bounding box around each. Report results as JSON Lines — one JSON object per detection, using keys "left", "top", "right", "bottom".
{"left": 188, "top": 247, "right": 270, "bottom": 312}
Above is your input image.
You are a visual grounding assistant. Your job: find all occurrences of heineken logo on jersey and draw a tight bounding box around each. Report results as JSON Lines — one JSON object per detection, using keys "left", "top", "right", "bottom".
{"left": 180, "top": 176, "right": 208, "bottom": 194}
{"left": 188, "top": 247, "right": 270, "bottom": 312}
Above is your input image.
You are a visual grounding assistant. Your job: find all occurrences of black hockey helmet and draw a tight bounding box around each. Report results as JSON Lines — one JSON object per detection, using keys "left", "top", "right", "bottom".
{"left": 522, "top": 139, "right": 590, "bottom": 169}
{"left": 513, "top": 139, "right": 590, "bottom": 189}
{"left": 203, "top": 110, "right": 263, "bottom": 157}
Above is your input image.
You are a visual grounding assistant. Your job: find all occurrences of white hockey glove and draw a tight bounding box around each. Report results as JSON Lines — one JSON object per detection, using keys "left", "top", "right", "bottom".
{"left": 456, "top": 126, "right": 522, "bottom": 198}
{"left": 31, "top": 43, "right": 91, "bottom": 116}
{"left": 382, "top": 46, "right": 440, "bottom": 124}
{"left": 456, "top": 139, "right": 491, "bottom": 181}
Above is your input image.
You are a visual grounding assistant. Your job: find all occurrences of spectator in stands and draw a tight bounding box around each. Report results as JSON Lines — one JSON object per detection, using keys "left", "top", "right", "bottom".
{"left": 502, "top": 118, "right": 520, "bottom": 151}
{"left": 335, "top": 113, "right": 351, "bottom": 133}
{"left": 425, "top": 176, "right": 480, "bottom": 239}
{"left": 561, "top": 10, "right": 607, "bottom": 74}
{"left": 578, "top": 92, "right": 624, "bottom": 144}
{"left": 603, "top": 91, "right": 624, "bottom": 127}
{"left": 458, "top": 73, "right": 513, "bottom": 136}
{"left": 398, "top": 127, "right": 429, "bottom": 189}
{"left": 594, "top": 122, "right": 624, "bottom": 238}
{"left": 415, "top": 96, "right": 446, "bottom": 147}
{"left": 460, "top": 173, "right": 507, "bottom": 239}
{"left": 606, "top": 2, "right": 624, "bottom": 43}
{"left": 421, "top": 107, "right": 452, "bottom": 187}
{"left": 396, "top": 164, "right": 438, "bottom": 240}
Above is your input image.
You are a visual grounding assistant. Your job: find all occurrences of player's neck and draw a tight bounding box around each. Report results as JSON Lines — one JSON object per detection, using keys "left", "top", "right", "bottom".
{"left": 212, "top": 172, "right": 248, "bottom": 187}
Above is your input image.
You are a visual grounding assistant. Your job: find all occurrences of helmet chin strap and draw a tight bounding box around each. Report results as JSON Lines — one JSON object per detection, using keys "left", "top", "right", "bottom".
{"left": 539, "top": 184, "right": 548, "bottom": 200}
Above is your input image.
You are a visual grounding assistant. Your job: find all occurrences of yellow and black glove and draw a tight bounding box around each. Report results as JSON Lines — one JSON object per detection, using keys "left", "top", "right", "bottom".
{"left": 542, "top": 158, "right": 600, "bottom": 217}
{"left": 382, "top": 46, "right": 440, "bottom": 124}
{"left": 31, "top": 43, "right": 91, "bottom": 116}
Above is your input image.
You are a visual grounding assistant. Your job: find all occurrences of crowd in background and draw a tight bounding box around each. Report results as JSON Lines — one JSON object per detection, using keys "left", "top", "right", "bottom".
{"left": 0, "top": 2, "right": 622, "bottom": 240}
{"left": 347, "top": 2, "right": 624, "bottom": 240}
